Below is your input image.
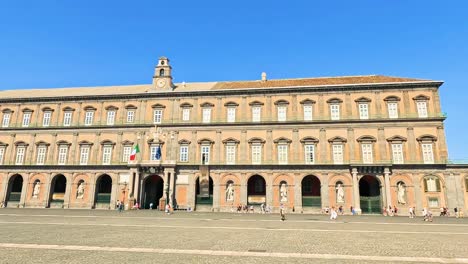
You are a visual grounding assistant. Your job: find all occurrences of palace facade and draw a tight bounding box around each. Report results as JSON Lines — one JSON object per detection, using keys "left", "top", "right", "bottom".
{"left": 0, "top": 56, "right": 467, "bottom": 215}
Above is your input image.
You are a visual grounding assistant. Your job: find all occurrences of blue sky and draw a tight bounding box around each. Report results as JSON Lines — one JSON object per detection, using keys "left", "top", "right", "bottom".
{"left": 0, "top": 1, "right": 467, "bottom": 160}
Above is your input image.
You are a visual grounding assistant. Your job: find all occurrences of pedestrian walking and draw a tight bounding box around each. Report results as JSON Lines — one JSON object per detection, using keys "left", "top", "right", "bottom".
{"left": 330, "top": 206, "right": 338, "bottom": 220}
{"left": 409, "top": 206, "right": 414, "bottom": 218}
{"left": 454, "top": 207, "right": 459, "bottom": 218}
{"left": 165, "top": 204, "right": 171, "bottom": 214}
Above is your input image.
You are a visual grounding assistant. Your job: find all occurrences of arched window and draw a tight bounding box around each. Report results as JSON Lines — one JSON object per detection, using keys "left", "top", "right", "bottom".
{"left": 424, "top": 176, "right": 441, "bottom": 192}
{"left": 160, "top": 69, "right": 165, "bottom": 76}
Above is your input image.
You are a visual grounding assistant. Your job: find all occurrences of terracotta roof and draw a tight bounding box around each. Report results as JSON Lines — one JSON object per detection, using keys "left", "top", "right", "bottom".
{"left": 212, "top": 75, "right": 429, "bottom": 90}
{"left": 0, "top": 75, "right": 436, "bottom": 99}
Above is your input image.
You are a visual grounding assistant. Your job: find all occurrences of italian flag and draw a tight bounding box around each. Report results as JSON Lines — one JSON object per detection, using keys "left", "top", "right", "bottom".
{"left": 129, "top": 144, "right": 140, "bottom": 161}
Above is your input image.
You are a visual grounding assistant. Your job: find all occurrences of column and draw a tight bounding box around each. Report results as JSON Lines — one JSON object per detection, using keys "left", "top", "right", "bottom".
{"left": 110, "top": 175, "right": 119, "bottom": 209}
{"left": 98, "top": 102, "right": 104, "bottom": 125}
{"left": 34, "top": 104, "right": 41, "bottom": 127}
{"left": 402, "top": 91, "right": 410, "bottom": 117}
{"left": 168, "top": 169, "right": 176, "bottom": 207}
{"left": 378, "top": 127, "right": 387, "bottom": 162}
{"left": 216, "top": 97, "right": 222, "bottom": 122}
{"left": 292, "top": 129, "right": 299, "bottom": 164}
{"left": 321, "top": 173, "right": 329, "bottom": 209}
{"left": 240, "top": 130, "right": 247, "bottom": 164}
{"left": 19, "top": 173, "right": 31, "bottom": 207}
{"left": 136, "top": 100, "right": 143, "bottom": 124}
{"left": 319, "top": 128, "right": 327, "bottom": 163}
{"left": 406, "top": 127, "right": 416, "bottom": 163}
{"left": 266, "top": 96, "right": 272, "bottom": 121}
{"left": 76, "top": 102, "right": 83, "bottom": 126}
{"left": 347, "top": 128, "right": 355, "bottom": 163}
{"left": 8, "top": 134, "right": 16, "bottom": 165}
{"left": 55, "top": 103, "right": 62, "bottom": 126}
{"left": 191, "top": 131, "right": 198, "bottom": 164}
{"left": 87, "top": 173, "right": 98, "bottom": 208}
{"left": 92, "top": 132, "right": 101, "bottom": 165}
{"left": 374, "top": 92, "right": 382, "bottom": 118}
{"left": 216, "top": 130, "right": 222, "bottom": 164}
{"left": 43, "top": 173, "right": 53, "bottom": 208}
{"left": 293, "top": 173, "right": 302, "bottom": 212}
{"left": 0, "top": 173, "right": 9, "bottom": 204}
{"left": 48, "top": 133, "right": 57, "bottom": 165}
{"left": 63, "top": 174, "right": 73, "bottom": 208}
{"left": 115, "top": 132, "right": 123, "bottom": 164}
{"left": 344, "top": 93, "right": 352, "bottom": 119}
{"left": 241, "top": 96, "right": 247, "bottom": 122}
{"left": 318, "top": 95, "right": 325, "bottom": 120}
{"left": 133, "top": 170, "right": 142, "bottom": 204}
{"left": 352, "top": 168, "right": 361, "bottom": 214}
{"left": 266, "top": 130, "right": 273, "bottom": 164}
{"left": 27, "top": 133, "right": 36, "bottom": 165}
{"left": 384, "top": 168, "right": 392, "bottom": 210}
{"left": 71, "top": 133, "right": 79, "bottom": 164}
{"left": 412, "top": 174, "right": 423, "bottom": 215}
{"left": 212, "top": 172, "right": 220, "bottom": 211}
{"left": 266, "top": 172, "right": 273, "bottom": 208}
{"left": 437, "top": 126, "right": 448, "bottom": 163}
{"left": 240, "top": 173, "right": 247, "bottom": 205}
{"left": 291, "top": 95, "right": 298, "bottom": 121}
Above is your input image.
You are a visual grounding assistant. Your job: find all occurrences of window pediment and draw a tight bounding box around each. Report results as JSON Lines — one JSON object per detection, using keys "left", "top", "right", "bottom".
{"left": 327, "top": 98, "right": 343, "bottom": 104}
{"left": 22, "top": 108, "right": 33, "bottom": 113}
{"left": 274, "top": 100, "right": 289, "bottom": 106}
{"left": 56, "top": 140, "right": 72, "bottom": 146}
{"left": 273, "top": 137, "right": 292, "bottom": 144}
{"left": 386, "top": 135, "right": 407, "bottom": 143}
{"left": 224, "top": 101, "right": 239, "bottom": 107}
{"left": 121, "top": 140, "right": 134, "bottom": 145}
{"left": 0, "top": 141, "right": 9, "bottom": 147}
{"left": 413, "top": 95, "right": 430, "bottom": 101}
{"left": 300, "top": 137, "right": 319, "bottom": 144}
{"left": 84, "top": 106, "right": 97, "bottom": 111}
{"left": 222, "top": 137, "right": 240, "bottom": 144}
{"left": 100, "top": 140, "right": 116, "bottom": 146}
{"left": 355, "top": 97, "right": 372, "bottom": 103}
{"left": 2, "top": 108, "right": 13, "bottom": 113}
{"left": 178, "top": 139, "right": 191, "bottom": 145}
{"left": 14, "top": 141, "right": 29, "bottom": 146}
{"left": 151, "top": 103, "right": 166, "bottom": 109}
{"left": 180, "top": 102, "right": 193, "bottom": 108}
{"left": 35, "top": 141, "right": 50, "bottom": 146}
{"left": 147, "top": 138, "right": 165, "bottom": 145}
{"left": 384, "top": 96, "right": 401, "bottom": 102}
{"left": 105, "top": 105, "right": 119, "bottom": 111}
{"left": 62, "top": 106, "right": 75, "bottom": 112}
{"left": 41, "top": 107, "right": 55, "bottom": 112}
{"left": 200, "top": 102, "right": 214, "bottom": 108}
{"left": 248, "top": 137, "right": 266, "bottom": 144}
{"left": 78, "top": 140, "right": 93, "bottom": 146}
{"left": 300, "top": 99, "right": 316, "bottom": 105}
{"left": 328, "top": 136, "right": 347, "bottom": 143}
{"left": 125, "top": 104, "right": 137, "bottom": 110}
{"left": 198, "top": 138, "right": 215, "bottom": 145}
{"left": 416, "top": 135, "right": 437, "bottom": 143}
{"left": 249, "top": 101, "right": 264, "bottom": 106}
{"left": 357, "top": 135, "right": 377, "bottom": 143}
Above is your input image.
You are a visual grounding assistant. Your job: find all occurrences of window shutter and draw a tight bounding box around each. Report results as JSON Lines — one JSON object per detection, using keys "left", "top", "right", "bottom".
{"left": 423, "top": 179, "right": 428, "bottom": 192}
{"left": 435, "top": 178, "right": 441, "bottom": 192}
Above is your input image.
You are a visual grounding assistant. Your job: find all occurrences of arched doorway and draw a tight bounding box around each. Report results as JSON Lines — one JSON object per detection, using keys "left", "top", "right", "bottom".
{"left": 195, "top": 176, "right": 213, "bottom": 206}
{"left": 6, "top": 174, "right": 23, "bottom": 206}
{"left": 301, "top": 175, "right": 321, "bottom": 208}
{"left": 247, "top": 175, "right": 266, "bottom": 205}
{"left": 142, "top": 175, "right": 164, "bottom": 209}
{"left": 359, "top": 175, "right": 382, "bottom": 214}
{"left": 95, "top": 174, "right": 112, "bottom": 209}
{"left": 50, "top": 175, "right": 67, "bottom": 207}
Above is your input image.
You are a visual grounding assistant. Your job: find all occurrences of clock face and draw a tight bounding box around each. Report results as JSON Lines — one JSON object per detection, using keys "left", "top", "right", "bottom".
{"left": 157, "top": 79, "right": 166, "bottom": 88}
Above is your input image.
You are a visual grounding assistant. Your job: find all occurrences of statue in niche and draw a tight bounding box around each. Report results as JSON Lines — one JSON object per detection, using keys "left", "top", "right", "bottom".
{"left": 77, "top": 181, "right": 85, "bottom": 199}
{"left": 32, "top": 181, "right": 41, "bottom": 198}
{"left": 397, "top": 182, "right": 406, "bottom": 205}
{"left": 336, "top": 183, "right": 345, "bottom": 203}
{"left": 226, "top": 182, "right": 234, "bottom": 202}
{"left": 280, "top": 183, "right": 288, "bottom": 202}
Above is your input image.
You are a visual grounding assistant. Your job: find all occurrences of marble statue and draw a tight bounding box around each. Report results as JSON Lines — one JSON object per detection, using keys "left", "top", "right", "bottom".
{"left": 226, "top": 182, "right": 234, "bottom": 201}
{"left": 280, "top": 183, "right": 288, "bottom": 202}
{"left": 336, "top": 183, "right": 345, "bottom": 203}
{"left": 397, "top": 182, "right": 406, "bottom": 204}
{"left": 32, "top": 181, "right": 40, "bottom": 198}
{"left": 77, "top": 182, "right": 85, "bottom": 199}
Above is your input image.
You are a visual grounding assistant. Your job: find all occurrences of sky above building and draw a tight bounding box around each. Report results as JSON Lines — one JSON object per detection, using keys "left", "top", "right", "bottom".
{"left": 0, "top": 1, "right": 466, "bottom": 160}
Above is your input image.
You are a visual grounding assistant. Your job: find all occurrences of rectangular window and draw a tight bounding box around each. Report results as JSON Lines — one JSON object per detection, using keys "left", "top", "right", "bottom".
{"left": 153, "top": 109, "right": 163, "bottom": 124}
{"left": 36, "top": 146, "right": 47, "bottom": 165}
{"left": 417, "top": 101, "right": 428, "bottom": 118}
{"left": 277, "top": 145, "right": 288, "bottom": 164}
{"left": 63, "top": 112, "right": 72, "bottom": 126}
{"left": 0, "top": 147, "right": 5, "bottom": 165}
{"left": 150, "top": 145, "right": 161, "bottom": 161}
{"left": 15, "top": 146, "right": 26, "bottom": 165}
{"left": 277, "top": 106, "right": 287, "bottom": 121}
{"left": 106, "top": 111, "right": 116, "bottom": 125}
{"left": 22, "top": 112, "right": 31, "bottom": 127}
{"left": 122, "top": 146, "right": 131, "bottom": 162}
{"left": 362, "top": 143, "right": 373, "bottom": 164}
{"left": 426, "top": 178, "right": 438, "bottom": 192}
{"left": 42, "top": 112, "right": 52, "bottom": 127}
{"left": 79, "top": 146, "right": 90, "bottom": 165}
{"left": 359, "top": 104, "right": 369, "bottom": 119}
{"left": 179, "top": 146, "right": 189, "bottom": 162}
{"left": 182, "top": 108, "right": 190, "bottom": 121}
{"left": 57, "top": 146, "right": 68, "bottom": 165}
{"left": 303, "top": 105, "right": 313, "bottom": 121}
{"left": 202, "top": 108, "right": 211, "bottom": 123}
{"left": 251, "top": 145, "right": 262, "bottom": 164}
{"left": 304, "top": 145, "right": 315, "bottom": 164}
{"left": 84, "top": 111, "right": 94, "bottom": 126}
{"left": 227, "top": 108, "right": 236, "bottom": 123}
{"left": 332, "top": 144, "right": 344, "bottom": 164}
{"left": 201, "top": 145, "right": 210, "bottom": 164}
{"left": 428, "top": 197, "right": 439, "bottom": 208}
{"left": 102, "top": 145, "right": 112, "bottom": 165}
{"left": 330, "top": 104, "right": 340, "bottom": 120}
{"left": 391, "top": 144, "right": 404, "bottom": 164}
{"left": 2, "top": 113, "right": 10, "bottom": 128}
{"left": 388, "top": 102, "right": 398, "bottom": 118}
{"left": 226, "top": 145, "right": 236, "bottom": 164}
{"left": 252, "top": 106, "right": 261, "bottom": 122}
{"left": 422, "top": 143, "right": 434, "bottom": 164}
{"left": 126, "top": 110, "right": 135, "bottom": 123}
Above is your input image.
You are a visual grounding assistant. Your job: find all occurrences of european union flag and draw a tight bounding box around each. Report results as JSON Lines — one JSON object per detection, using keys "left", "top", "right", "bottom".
{"left": 155, "top": 146, "right": 162, "bottom": 160}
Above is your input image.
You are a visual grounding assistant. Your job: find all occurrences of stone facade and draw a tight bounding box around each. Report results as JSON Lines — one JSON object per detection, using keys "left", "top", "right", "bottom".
{"left": 0, "top": 56, "right": 466, "bottom": 215}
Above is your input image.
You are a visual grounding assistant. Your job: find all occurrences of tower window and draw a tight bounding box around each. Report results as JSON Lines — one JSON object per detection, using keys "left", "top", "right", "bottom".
{"left": 160, "top": 69, "right": 165, "bottom": 77}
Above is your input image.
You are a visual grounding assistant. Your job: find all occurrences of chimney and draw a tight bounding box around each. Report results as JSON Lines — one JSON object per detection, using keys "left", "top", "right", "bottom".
{"left": 261, "top": 72, "right": 267, "bottom": 82}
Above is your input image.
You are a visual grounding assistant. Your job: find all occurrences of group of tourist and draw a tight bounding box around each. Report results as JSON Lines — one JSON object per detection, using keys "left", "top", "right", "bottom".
{"left": 383, "top": 205, "right": 399, "bottom": 216}
{"left": 235, "top": 203, "right": 273, "bottom": 214}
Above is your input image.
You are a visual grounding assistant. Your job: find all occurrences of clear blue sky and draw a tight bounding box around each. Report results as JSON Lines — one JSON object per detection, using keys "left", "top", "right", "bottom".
{"left": 0, "top": 1, "right": 467, "bottom": 160}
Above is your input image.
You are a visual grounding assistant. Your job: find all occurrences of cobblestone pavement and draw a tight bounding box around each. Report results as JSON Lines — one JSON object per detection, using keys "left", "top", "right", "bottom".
{"left": 0, "top": 209, "right": 467, "bottom": 264}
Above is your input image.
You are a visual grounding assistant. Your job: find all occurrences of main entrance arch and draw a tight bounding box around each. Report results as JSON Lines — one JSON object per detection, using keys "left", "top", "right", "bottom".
{"left": 94, "top": 174, "right": 112, "bottom": 209}
{"left": 195, "top": 176, "right": 213, "bottom": 206}
{"left": 301, "top": 175, "right": 321, "bottom": 208}
{"left": 6, "top": 174, "right": 23, "bottom": 207}
{"left": 247, "top": 175, "right": 266, "bottom": 205}
{"left": 142, "top": 175, "right": 164, "bottom": 209}
{"left": 359, "top": 175, "right": 382, "bottom": 214}
{"left": 50, "top": 175, "right": 67, "bottom": 207}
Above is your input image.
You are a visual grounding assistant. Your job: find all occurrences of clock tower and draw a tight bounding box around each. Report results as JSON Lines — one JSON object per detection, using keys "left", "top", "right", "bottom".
{"left": 152, "top": 56, "right": 174, "bottom": 91}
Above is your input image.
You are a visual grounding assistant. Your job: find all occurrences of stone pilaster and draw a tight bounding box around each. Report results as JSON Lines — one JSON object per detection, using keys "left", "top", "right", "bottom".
{"left": 76, "top": 102, "right": 83, "bottom": 126}
{"left": 321, "top": 173, "right": 329, "bottom": 208}
{"left": 87, "top": 173, "right": 98, "bottom": 208}
{"left": 292, "top": 129, "right": 300, "bottom": 164}
{"left": 92, "top": 132, "right": 101, "bottom": 165}
{"left": 212, "top": 172, "right": 220, "bottom": 211}
{"left": 48, "top": 133, "right": 57, "bottom": 165}
{"left": 412, "top": 174, "right": 423, "bottom": 215}
{"left": 403, "top": 91, "right": 410, "bottom": 117}
{"left": 216, "top": 97, "right": 222, "bottom": 122}
{"left": 378, "top": 127, "right": 387, "bottom": 162}
{"left": 241, "top": 96, "right": 247, "bottom": 122}
{"left": 240, "top": 173, "right": 247, "bottom": 205}
{"left": 406, "top": 127, "right": 416, "bottom": 163}
{"left": 193, "top": 98, "right": 199, "bottom": 123}
{"left": 318, "top": 95, "right": 325, "bottom": 120}
{"left": 191, "top": 131, "right": 197, "bottom": 164}
{"left": 266, "top": 96, "right": 272, "bottom": 121}
{"left": 352, "top": 168, "right": 361, "bottom": 214}
{"left": 384, "top": 168, "right": 392, "bottom": 209}
{"left": 375, "top": 92, "right": 382, "bottom": 118}
{"left": 55, "top": 103, "right": 61, "bottom": 126}
{"left": 266, "top": 130, "right": 273, "bottom": 164}
{"left": 437, "top": 126, "right": 448, "bottom": 163}
{"left": 291, "top": 95, "right": 298, "bottom": 121}
{"left": 71, "top": 132, "right": 79, "bottom": 165}
{"left": 293, "top": 173, "right": 302, "bottom": 212}
{"left": 8, "top": 134, "right": 16, "bottom": 165}
{"left": 115, "top": 132, "right": 123, "bottom": 164}
{"left": 319, "top": 128, "right": 327, "bottom": 164}
{"left": 432, "top": 88, "right": 441, "bottom": 115}
{"left": 27, "top": 133, "right": 36, "bottom": 165}
{"left": 216, "top": 130, "right": 222, "bottom": 164}
{"left": 266, "top": 172, "right": 273, "bottom": 207}
{"left": 344, "top": 93, "right": 352, "bottom": 119}
{"left": 19, "top": 173, "right": 31, "bottom": 207}
{"left": 347, "top": 128, "right": 355, "bottom": 163}
{"left": 240, "top": 130, "right": 247, "bottom": 164}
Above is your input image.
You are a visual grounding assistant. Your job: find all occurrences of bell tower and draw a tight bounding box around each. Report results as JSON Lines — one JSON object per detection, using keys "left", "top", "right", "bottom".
{"left": 152, "top": 56, "right": 174, "bottom": 91}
